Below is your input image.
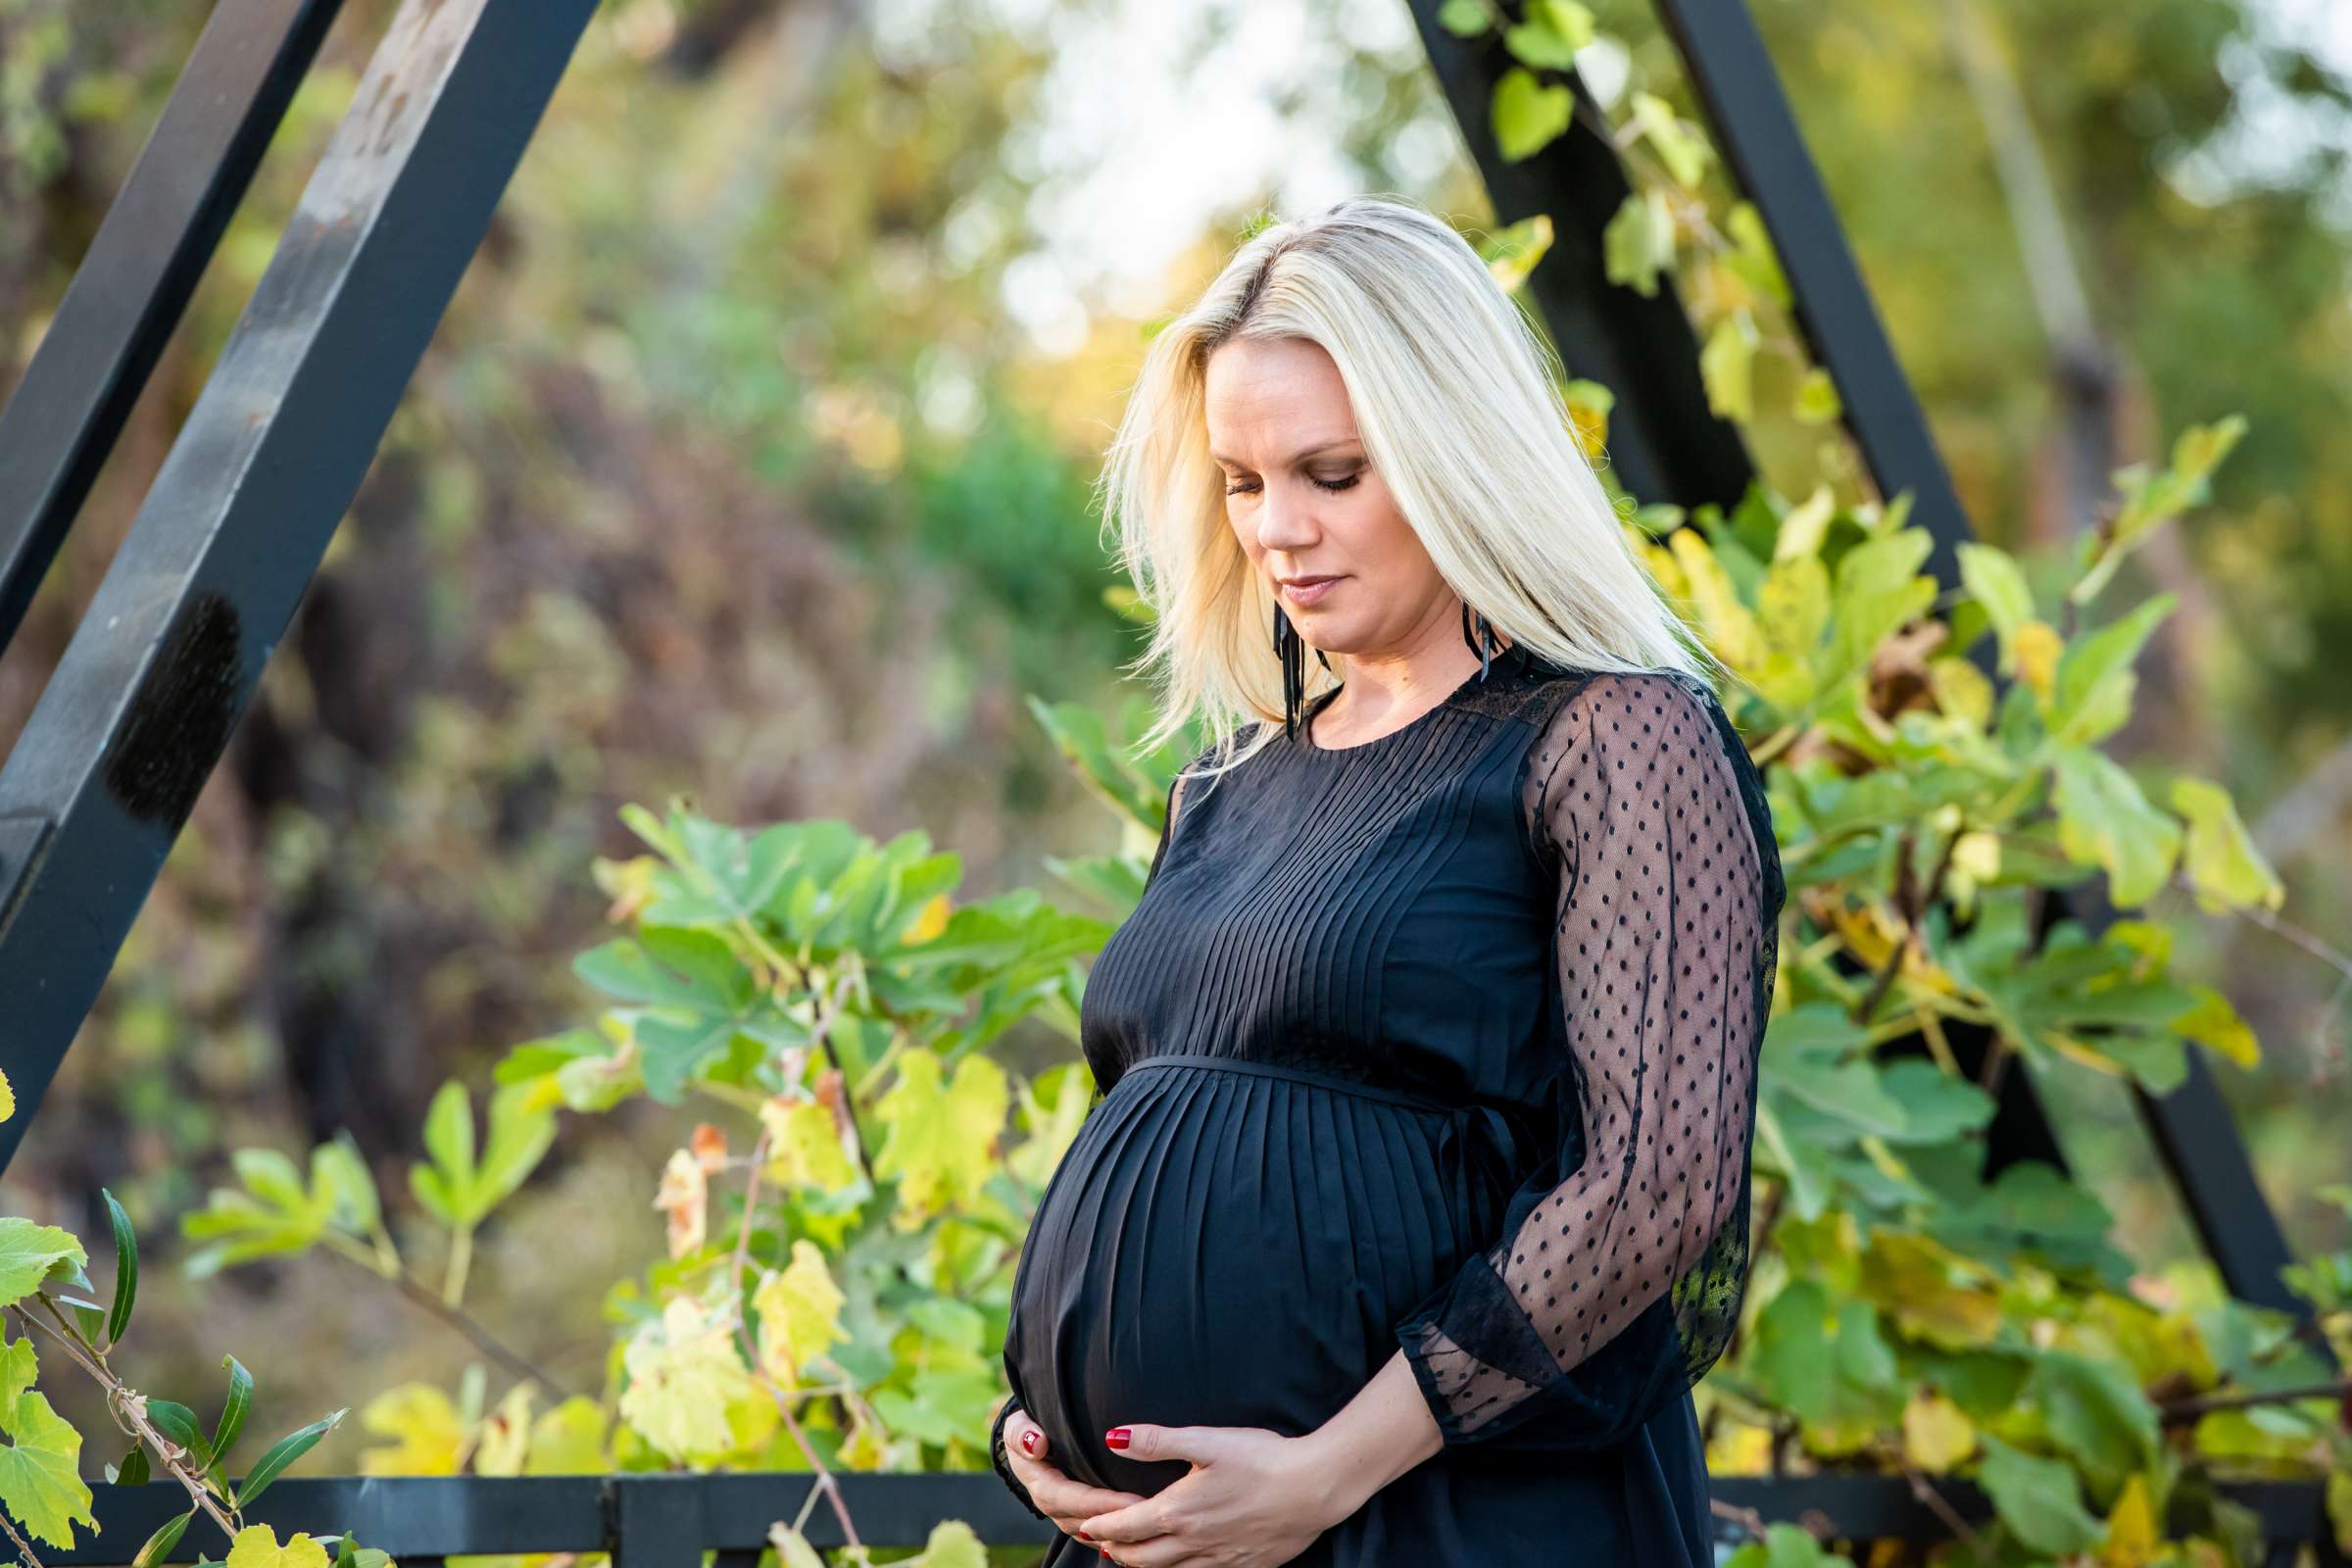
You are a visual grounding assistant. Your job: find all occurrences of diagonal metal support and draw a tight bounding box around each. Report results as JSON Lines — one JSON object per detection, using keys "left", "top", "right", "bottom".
{"left": 1404, "top": 0, "right": 2308, "bottom": 1321}
{"left": 1401, "top": 0, "right": 1754, "bottom": 515}
{"left": 0, "top": 0, "right": 345, "bottom": 655}
{"left": 0, "top": 0, "right": 598, "bottom": 1175}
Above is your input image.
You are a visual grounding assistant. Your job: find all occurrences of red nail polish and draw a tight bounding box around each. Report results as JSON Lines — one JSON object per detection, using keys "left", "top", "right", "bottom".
{"left": 1077, "top": 1531, "right": 1094, "bottom": 1542}
{"left": 1020, "top": 1430, "right": 1038, "bottom": 1454}
{"left": 1104, "top": 1427, "right": 1131, "bottom": 1449}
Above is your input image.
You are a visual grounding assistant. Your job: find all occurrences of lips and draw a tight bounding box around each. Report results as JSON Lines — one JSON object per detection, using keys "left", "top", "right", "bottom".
{"left": 1279, "top": 574, "right": 1344, "bottom": 606}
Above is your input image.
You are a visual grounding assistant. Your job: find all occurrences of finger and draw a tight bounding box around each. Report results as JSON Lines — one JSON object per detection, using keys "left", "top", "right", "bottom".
{"left": 1103, "top": 1421, "right": 1224, "bottom": 1468}
{"left": 1078, "top": 1494, "right": 1177, "bottom": 1544}
{"left": 1028, "top": 1472, "right": 1150, "bottom": 1520}
{"left": 1101, "top": 1535, "right": 1203, "bottom": 1568}
{"left": 1006, "top": 1409, "right": 1049, "bottom": 1462}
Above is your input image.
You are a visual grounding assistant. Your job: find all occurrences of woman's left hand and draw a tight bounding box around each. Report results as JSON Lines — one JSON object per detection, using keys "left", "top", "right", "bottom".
{"left": 1074, "top": 1422, "right": 1354, "bottom": 1567}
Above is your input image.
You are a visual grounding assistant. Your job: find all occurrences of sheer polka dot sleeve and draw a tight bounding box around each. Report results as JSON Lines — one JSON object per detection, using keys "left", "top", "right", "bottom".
{"left": 1394, "top": 669, "right": 1784, "bottom": 1449}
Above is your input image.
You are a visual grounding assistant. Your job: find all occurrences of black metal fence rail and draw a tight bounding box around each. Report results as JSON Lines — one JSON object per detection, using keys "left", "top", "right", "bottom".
{"left": 47, "top": 1473, "right": 2340, "bottom": 1566}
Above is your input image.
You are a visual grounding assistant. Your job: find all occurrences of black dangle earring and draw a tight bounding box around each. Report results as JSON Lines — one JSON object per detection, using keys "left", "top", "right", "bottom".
{"left": 1271, "top": 605, "right": 1333, "bottom": 740}
{"left": 1460, "top": 600, "right": 1499, "bottom": 682}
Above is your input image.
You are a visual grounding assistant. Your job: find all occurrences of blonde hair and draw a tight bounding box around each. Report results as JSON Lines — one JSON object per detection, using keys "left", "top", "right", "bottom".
{"left": 1097, "top": 193, "right": 1721, "bottom": 789}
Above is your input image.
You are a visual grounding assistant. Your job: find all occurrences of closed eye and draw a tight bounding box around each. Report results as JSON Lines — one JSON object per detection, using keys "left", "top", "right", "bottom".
{"left": 1224, "top": 473, "right": 1361, "bottom": 497}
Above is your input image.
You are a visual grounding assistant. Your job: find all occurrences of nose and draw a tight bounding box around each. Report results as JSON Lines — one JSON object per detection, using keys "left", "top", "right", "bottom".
{"left": 1254, "top": 480, "right": 1319, "bottom": 556}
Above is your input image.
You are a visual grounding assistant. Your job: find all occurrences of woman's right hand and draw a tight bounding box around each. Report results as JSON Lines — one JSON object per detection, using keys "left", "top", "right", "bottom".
{"left": 1002, "top": 1407, "right": 1157, "bottom": 1555}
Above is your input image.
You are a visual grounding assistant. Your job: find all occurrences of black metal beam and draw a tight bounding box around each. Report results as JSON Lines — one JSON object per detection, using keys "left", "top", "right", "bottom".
{"left": 1648, "top": 0, "right": 1976, "bottom": 587}
{"left": 50, "top": 1474, "right": 2333, "bottom": 1562}
{"left": 1400, "top": 0, "right": 2304, "bottom": 1321}
{"left": 1400, "top": 0, "right": 1755, "bottom": 516}
{"left": 0, "top": 0, "right": 344, "bottom": 655}
{"left": 0, "top": 0, "right": 598, "bottom": 1175}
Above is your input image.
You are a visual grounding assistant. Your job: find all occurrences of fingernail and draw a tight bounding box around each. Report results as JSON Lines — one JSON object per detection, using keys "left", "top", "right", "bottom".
{"left": 1019, "top": 1430, "right": 1038, "bottom": 1454}
{"left": 1077, "top": 1531, "right": 1094, "bottom": 1542}
{"left": 1104, "top": 1426, "right": 1131, "bottom": 1449}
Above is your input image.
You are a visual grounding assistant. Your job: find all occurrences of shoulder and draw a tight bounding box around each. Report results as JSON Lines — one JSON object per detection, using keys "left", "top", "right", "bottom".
{"left": 1518, "top": 666, "right": 1752, "bottom": 807}
{"left": 1509, "top": 664, "right": 1722, "bottom": 743}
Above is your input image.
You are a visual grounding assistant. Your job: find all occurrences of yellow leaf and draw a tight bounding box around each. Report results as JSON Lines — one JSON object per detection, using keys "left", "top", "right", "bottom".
{"left": 754, "top": 1240, "right": 849, "bottom": 1390}
{"left": 357, "top": 1383, "right": 466, "bottom": 1476}
{"left": 473, "top": 1382, "right": 535, "bottom": 1477}
{"left": 760, "top": 1095, "right": 858, "bottom": 1192}
{"left": 0, "top": 1065, "right": 14, "bottom": 1123}
{"left": 1862, "top": 1233, "right": 2004, "bottom": 1349}
{"left": 2169, "top": 775, "right": 2286, "bottom": 914}
{"left": 1705, "top": 1422, "right": 1774, "bottom": 1476}
{"left": 1699, "top": 312, "right": 1758, "bottom": 423}
{"left": 524, "top": 1395, "right": 612, "bottom": 1475}
{"left": 2012, "top": 619, "right": 2063, "bottom": 703}
{"left": 909, "top": 1519, "right": 988, "bottom": 1568}
{"left": 653, "top": 1148, "right": 708, "bottom": 1259}
{"left": 225, "top": 1524, "right": 332, "bottom": 1568}
{"left": 618, "top": 1295, "right": 753, "bottom": 1462}
{"left": 903, "top": 893, "right": 953, "bottom": 946}
{"left": 873, "top": 1051, "right": 1008, "bottom": 1226}
{"left": 1901, "top": 1391, "right": 1975, "bottom": 1472}
{"left": 768, "top": 1522, "right": 829, "bottom": 1568}
{"left": 2102, "top": 1473, "right": 2160, "bottom": 1568}
{"left": 1929, "top": 656, "right": 1995, "bottom": 731}
{"left": 1666, "top": 526, "right": 1767, "bottom": 669}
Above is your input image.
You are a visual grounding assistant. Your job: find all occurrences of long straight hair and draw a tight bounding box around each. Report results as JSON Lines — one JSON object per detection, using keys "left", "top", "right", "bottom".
{"left": 1097, "top": 194, "right": 1721, "bottom": 790}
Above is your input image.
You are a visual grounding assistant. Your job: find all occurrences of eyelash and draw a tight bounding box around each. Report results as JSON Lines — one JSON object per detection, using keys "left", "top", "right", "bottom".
{"left": 1224, "top": 473, "right": 1362, "bottom": 497}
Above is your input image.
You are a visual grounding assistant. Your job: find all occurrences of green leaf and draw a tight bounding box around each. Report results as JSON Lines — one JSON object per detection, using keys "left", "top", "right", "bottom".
{"left": 0, "top": 1218, "right": 88, "bottom": 1311}
{"left": 472, "top": 1081, "right": 558, "bottom": 1220}
{"left": 213, "top": 1353, "right": 255, "bottom": 1469}
{"left": 0, "top": 1329, "right": 96, "bottom": 1547}
{"left": 873, "top": 1051, "right": 1010, "bottom": 1225}
{"left": 2169, "top": 775, "right": 2285, "bottom": 914}
{"left": 1792, "top": 367, "right": 1841, "bottom": 425}
{"left": 131, "top": 1508, "right": 196, "bottom": 1568}
{"left": 230, "top": 1408, "right": 347, "bottom": 1510}
{"left": 907, "top": 1518, "right": 988, "bottom": 1568}
{"left": 1630, "top": 90, "right": 1710, "bottom": 188}
{"left": 2052, "top": 749, "right": 2180, "bottom": 906}
{"left": 146, "top": 1397, "right": 212, "bottom": 1470}
{"left": 116, "top": 1443, "right": 150, "bottom": 1487}
{"left": 2049, "top": 594, "right": 2173, "bottom": 747}
{"left": 313, "top": 1133, "right": 383, "bottom": 1237}
{"left": 1977, "top": 1433, "right": 2101, "bottom": 1555}
{"left": 420, "top": 1080, "right": 477, "bottom": 1196}
{"left": 1957, "top": 542, "right": 2034, "bottom": 643}
{"left": 1602, "top": 189, "right": 1677, "bottom": 298}
{"left": 1502, "top": 0, "right": 1592, "bottom": 70}
{"left": 1437, "top": 0, "right": 1492, "bottom": 36}
{"left": 1492, "top": 67, "right": 1573, "bottom": 162}
{"left": 2025, "top": 1350, "right": 2158, "bottom": 1490}
{"left": 102, "top": 1188, "right": 137, "bottom": 1345}
{"left": 1699, "top": 311, "right": 1758, "bottom": 422}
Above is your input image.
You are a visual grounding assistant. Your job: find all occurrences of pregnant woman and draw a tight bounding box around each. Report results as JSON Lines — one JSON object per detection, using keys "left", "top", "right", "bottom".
{"left": 989, "top": 196, "right": 1785, "bottom": 1566}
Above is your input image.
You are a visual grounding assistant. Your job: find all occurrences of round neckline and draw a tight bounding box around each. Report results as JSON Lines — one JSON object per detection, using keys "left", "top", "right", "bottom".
{"left": 1296, "top": 641, "right": 1531, "bottom": 757}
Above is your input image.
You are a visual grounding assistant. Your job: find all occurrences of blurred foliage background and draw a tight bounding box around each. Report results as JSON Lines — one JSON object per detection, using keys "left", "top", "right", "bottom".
{"left": 1, "top": 0, "right": 2347, "bottom": 1472}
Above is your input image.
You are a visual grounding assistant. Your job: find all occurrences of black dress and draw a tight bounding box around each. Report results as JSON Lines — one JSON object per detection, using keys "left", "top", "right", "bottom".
{"left": 993, "top": 643, "right": 1786, "bottom": 1566}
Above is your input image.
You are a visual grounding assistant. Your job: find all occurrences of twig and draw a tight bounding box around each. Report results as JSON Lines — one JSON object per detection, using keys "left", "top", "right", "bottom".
{"left": 8, "top": 1302, "right": 239, "bottom": 1537}
{"left": 724, "top": 1081, "right": 865, "bottom": 1554}
{"left": 2158, "top": 1376, "right": 2350, "bottom": 1426}
{"left": 1902, "top": 1459, "right": 1990, "bottom": 1560}
{"left": 1707, "top": 1495, "right": 1771, "bottom": 1543}
{"left": 314, "top": 1242, "right": 576, "bottom": 1400}
{"left": 0, "top": 1497, "right": 47, "bottom": 1568}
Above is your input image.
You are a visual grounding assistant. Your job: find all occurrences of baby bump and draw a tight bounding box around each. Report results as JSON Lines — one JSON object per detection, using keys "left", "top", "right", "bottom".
{"left": 1003, "top": 1055, "right": 1510, "bottom": 1495}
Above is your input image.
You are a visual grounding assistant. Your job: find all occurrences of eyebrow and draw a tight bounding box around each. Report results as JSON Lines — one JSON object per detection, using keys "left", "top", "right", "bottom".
{"left": 1208, "top": 439, "right": 1362, "bottom": 469}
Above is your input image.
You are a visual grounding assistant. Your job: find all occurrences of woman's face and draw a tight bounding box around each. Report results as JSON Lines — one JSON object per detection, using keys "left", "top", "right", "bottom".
{"left": 1203, "top": 335, "right": 1451, "bottom": 660}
